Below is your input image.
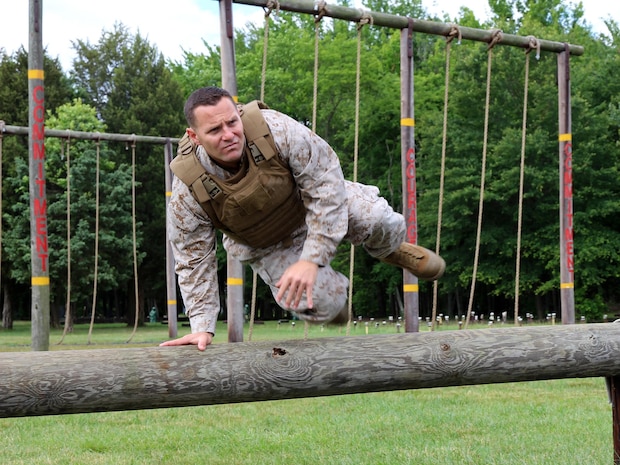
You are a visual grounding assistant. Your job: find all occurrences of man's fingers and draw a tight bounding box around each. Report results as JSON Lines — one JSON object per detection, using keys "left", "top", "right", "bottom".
{"left": 306, "top": 284, "right": 313, "bottom": 309}
{"left": 294, "top": 285, "right": 305, "bottom": 308}
{"left": 275, "top": 277, "right": 287, "bottom": 303}
{"left": 160, "top": 333, "right": 211, "bottom": 351}
{"left": 159, "top": 337, "right": 185, "bottom": 347}
{"left": 276, "top": 277, "right": 296, "bottom": 308}
{"left": 197, "top": 335, "right": 208, "bottom": 351}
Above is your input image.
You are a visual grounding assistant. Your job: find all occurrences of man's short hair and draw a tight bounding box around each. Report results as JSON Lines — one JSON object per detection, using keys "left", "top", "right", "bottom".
{"left": 184, "top": 87, "right": 235, "bottom": 127}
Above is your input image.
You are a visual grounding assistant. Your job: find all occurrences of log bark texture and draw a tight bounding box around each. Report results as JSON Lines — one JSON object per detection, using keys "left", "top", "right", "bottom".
{"left": 1, "top": 323, "right": 620, "bottom": 418}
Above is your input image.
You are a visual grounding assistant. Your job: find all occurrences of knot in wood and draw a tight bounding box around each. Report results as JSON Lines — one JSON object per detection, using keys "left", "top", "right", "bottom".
{"left": 440, "top": 343, "right": 451, "bottom": 351}
{"left": 272, "top": 347, "right": 287, "bottom": 358}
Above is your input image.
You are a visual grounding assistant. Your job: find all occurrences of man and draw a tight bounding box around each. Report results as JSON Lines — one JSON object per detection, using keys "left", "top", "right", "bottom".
{"left": 161, "top": 86, "right": 445, "bottom": 351}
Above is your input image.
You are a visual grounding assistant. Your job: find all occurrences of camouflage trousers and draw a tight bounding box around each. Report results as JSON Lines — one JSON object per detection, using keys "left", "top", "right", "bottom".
{"left": 225, "top": 181, "right": 405, "bottom": 324}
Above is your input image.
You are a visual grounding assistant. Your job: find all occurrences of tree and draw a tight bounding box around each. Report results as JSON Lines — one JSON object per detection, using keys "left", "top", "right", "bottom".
{"left": 161, "top": 0, "right": 620, "bottom": 321}
{"left": 169, "top": 43, "right": 223, "bottom": 98}
{"left": 71, "top": 23, "right": 186, "bottom": 322}
{"left": 2, "top": 99, "right": 136, "bottom": 326}
{"left": 1, "top": 1, "right": 612, "bottom": 326}
{"left": 0, "top": 47, "right": 73, "bottom": 327}
{"left": 229, "top": 9, "right": 412, "bottom": 317}
{"left": 413, "top": 0, "right": 620, "bottom": 320}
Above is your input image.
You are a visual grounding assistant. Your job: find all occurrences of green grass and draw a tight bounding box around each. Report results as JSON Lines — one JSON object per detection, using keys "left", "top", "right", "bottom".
{"left": 0, "top": 320, "right": 171, "bottom": 350}
{"left": 0, "top": 321, "right": 614, "bottom": 464}
{"left": 0, "top": 318, "right": 443, "bottom": 350}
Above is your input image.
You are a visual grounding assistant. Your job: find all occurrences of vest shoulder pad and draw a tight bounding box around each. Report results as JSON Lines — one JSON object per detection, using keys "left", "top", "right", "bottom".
{"left": 239, "top": 100, "right": 278, "bottom": 161}
{"left": 170, "top": 133, "right": 204, "bottom": 186}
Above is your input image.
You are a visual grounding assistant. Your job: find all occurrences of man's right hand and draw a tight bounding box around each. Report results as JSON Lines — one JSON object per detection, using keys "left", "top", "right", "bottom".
{"left": 275, "top": 259, "right": 319, "bottom": 310}
{"left": 159, "top": 331, "right": 213, "bottom": 351}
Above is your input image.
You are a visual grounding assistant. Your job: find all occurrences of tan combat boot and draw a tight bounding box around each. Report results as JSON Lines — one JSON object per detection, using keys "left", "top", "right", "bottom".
{"left": 381, "top": 243, "right": 445, "bottom": 281}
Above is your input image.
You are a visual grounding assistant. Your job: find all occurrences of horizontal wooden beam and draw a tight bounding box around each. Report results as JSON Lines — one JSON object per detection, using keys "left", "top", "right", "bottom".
{"left": 232, "top": 0, "right": 584, "bottom": 56}
{"left": 1, "top": 323, "right": 619, "bottom": 418}
{"left": 0, "top": 123, "right": 180, "bottom": 145}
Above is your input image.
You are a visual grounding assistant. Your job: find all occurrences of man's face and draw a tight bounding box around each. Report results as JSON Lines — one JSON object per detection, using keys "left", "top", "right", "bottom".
{"left": 187, "top": 97, "right": 245, "bottom": 169}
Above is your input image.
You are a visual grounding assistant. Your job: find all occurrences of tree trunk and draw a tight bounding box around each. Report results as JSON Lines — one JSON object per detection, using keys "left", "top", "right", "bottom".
{"left": 2, "top": 283, "right": 12, "bottom": 330}
{"left": 49, "top": 302, "right": 59, "bottom": 329}
{"left": 455, "top": 289, "right": 463, "bottom": 321}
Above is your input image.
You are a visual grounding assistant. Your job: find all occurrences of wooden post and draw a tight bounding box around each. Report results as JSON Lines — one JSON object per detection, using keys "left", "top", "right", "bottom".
{"left": 1, "top": 323, "right": 619, "bottom": 418}
{"left": 164, "top": 140, "right": 178, "bottom": 338}
{"left": 400, "top": 21, "right": 419, "bottom": 332}
{"left": 219, "top": 0, "right": 245, "bottom": 342}
{"left": 557, "top": 48, "right": 575, "bottom": 324}
{"left": 610, "top": 376, "right": 620, "bottom": 465}
{"left": 28, "top": 0, "right": 50, "bottom": 351}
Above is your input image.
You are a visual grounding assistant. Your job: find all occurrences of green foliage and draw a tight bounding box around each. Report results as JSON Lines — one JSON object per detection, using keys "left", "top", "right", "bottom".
{"left": 1, "top": 1, "right": 620, "bottom": 323}
{"left": 0, "top": 47, "right": 73, "bottom": 126}
{"left": 169, "top": 43, "right": 222, "bottom": 99}
{"left": 71, "top": 23, "right": 186, "bottom": 316}
{"left": 0, "top": 47, "right": 74, "bottom": 319}
{"left": 2, "top": 100, "right": 138, "bottom": 316}
{"left": 2, "top": 156, "right": 32, "bottom": 284}
{"left": 414, "top": 3, "right": 620, "bottom": 317}
{"left": 227, "top": 9, "right": 408, "bottom": 316}
{"left": 71, "top": 22, "right": 185, "bottom": 136}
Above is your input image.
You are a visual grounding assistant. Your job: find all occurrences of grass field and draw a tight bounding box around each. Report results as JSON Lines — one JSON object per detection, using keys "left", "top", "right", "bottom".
{"left": 0, "top": 321, "right": 613, "bottom": 464}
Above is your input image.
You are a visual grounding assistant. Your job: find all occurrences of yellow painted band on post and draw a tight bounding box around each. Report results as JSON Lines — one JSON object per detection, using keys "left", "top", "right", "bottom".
{"left": 227, "top": 277, "right": 243, "bottom": 286}
{"left": 560, "top": 282, "right": 574, "bottom": 289}
{"left": 31, "top": 276, "right": 50, "bottom": 286}
{"left": 232, "top": 95, "right": 239, "bottom": 103}
{"left": 167, "top": 300, "right": 177, "bottom": 305}
{"left": 28, "top": 69, "right": 44, "bottom": 79}
{"left": 401, "top": 118, "right": 415, "bottom": 127}
{"left": 166, "top": 191, "right": 171, "bottom": 197}
{"left": 403, "top": 284, "right": 419, "bottom": 293}
{"left": 559, "top": 133, "right": 572, "bottom": 142}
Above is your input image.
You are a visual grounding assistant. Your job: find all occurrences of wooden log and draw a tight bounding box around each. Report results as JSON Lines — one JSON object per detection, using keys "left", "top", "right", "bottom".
{"left": 1, "top": 323, "right": 620, "bottom": 418}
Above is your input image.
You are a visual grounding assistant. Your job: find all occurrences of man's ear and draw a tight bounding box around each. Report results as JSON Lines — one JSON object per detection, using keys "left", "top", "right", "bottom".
{"left": 186, "top": 128, "right": 199, "bottom": 145}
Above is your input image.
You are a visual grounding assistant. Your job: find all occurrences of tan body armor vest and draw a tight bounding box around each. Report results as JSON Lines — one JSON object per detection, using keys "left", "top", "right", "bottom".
{"left": 170, "top": 101, "right": 306, "bottom": 248}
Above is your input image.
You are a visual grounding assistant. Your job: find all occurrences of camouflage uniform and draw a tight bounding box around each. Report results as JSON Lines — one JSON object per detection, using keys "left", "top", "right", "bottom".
{"left": 168, "top": 109, "right": 405, "bottom": 335}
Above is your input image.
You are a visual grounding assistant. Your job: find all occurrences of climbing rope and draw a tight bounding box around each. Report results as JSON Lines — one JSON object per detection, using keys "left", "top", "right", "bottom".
{"left": 250, "top": 2, "right": 328, "bottom": 338}
{"left": 311, "top": 1, "right": 327, "bottom": 132}
{"left": 464, "top": 29, "right": 503, "bottom": 329}
{"left": 260, "top": 0, "right": 280, "bottom": 101}
{"left": 346, "top": 11, "right": 373, "bottom": 336}
{"left": 430, "top": 25, "right": 461, "bottom": 331}
{"left": 87, "top": 137, "right": 102, "bottom": 344}
{"left": 126, "top": 137, "right": 140, "bottom": 343}
{"left": 514, "top": 37, "right": 539, "bottom": 325}
{"left": 248, "top": 0, "right": 281, "bottom": 342}
{"left": 58, "top": 135, "right": 72, "bottom": 344}
{"left": 296, "top": 2, "right": 327, "bottom": 339}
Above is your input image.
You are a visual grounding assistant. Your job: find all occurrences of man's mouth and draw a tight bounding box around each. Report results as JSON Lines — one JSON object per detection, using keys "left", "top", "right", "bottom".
{"left": 224, "top": 140, "right": 239, "bottom": 151}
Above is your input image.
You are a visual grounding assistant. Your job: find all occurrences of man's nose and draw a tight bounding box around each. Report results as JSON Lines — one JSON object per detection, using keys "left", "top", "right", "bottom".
{"left": 222, "top": 125, "right": 236, "bottom": 140}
